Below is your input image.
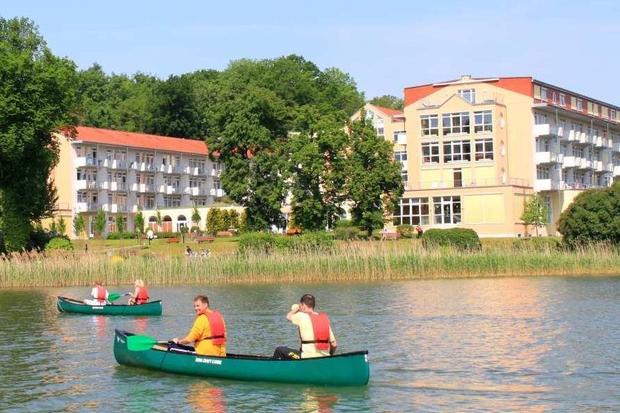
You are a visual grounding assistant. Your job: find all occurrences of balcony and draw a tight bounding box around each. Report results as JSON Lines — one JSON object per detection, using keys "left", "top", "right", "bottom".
{"left": 593, "top": 135, "right": 603, "bottom": 148}
{"left": 130, "top": 162, "right": 157, "bottom": 172}
{"left": 185, "top": 187, "right": 209, "bottom": 196}
{"left": 185, "top": 166, "right": 206, "bottom": 176}
{"left": 211, "top": 168, "right": 222, "bottom": 177}
{"left": 75, "top": 180, "right": 97, "bottom": 190}
{"left": 593, "top": 160, "right": 603, "bottom": 172}
{"left": 132, "top": 183, "right": 156, "bottom": 193}
{"left": 535, "top": 151, "right": 562, "bottom": 164}
{"left": 74, "top": 156, "right": 97, "bottom": 168}
{"left": 160, "top": 164, "right": 183, "bottom": 174}
{"left": 567, "top": 130, "right": 580, "bottom": 142}
{"left": 562, "top": 155, "right": 577, "bottom": 168}
{"left": 576, "top": 158, "right": 592, "bottom": 169}
{"left": 613, "top": 141, "right": 620, "bottom": 153}
{"left": 102, "top": 159, "right": 127, "bottom": 169}
{"left": 534, "top": 179, "right": 560, "bottom": 191}
{"left": 393, "top": 132, "right": 407, "bottom": 145}
{"left": 158, "top": 185, "right": 178, "bottom": 194}
{"left": 604, "top": 162, "right": 614, "bottom": 172}
{"left": 614, "top": 165, "right": 620, "bottom": 176}
{"left": 76, "top": 202, "right": 97, "bottom": 212}
{"left": 210, "top": 188, "right": 224, "bottom": 197}
{"left": 110, "top": 182, "right": 127, "bottom": 192}
{"left": 533, "top": 124, "right": 564, "bottom": 138}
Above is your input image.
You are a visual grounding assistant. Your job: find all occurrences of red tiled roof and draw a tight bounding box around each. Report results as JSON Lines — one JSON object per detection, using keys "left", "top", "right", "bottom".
{"left": 71, "top": 126, "right": 208, "bottom": 155}
{"left": 372, "top": 105, "right": 403, "bottom": 117}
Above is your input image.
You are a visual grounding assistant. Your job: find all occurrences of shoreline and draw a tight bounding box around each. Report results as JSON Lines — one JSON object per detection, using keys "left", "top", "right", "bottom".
{"left": 2, "top": 243, "right": 619, "bottom": 288}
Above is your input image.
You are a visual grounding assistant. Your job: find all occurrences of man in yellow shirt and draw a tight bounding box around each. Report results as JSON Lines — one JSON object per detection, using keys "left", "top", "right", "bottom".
{"left": 171, "top": 295, "right": 227, "bottom": 356}
{"left": 273, "top": 294, "right": 337, "bottom": 359}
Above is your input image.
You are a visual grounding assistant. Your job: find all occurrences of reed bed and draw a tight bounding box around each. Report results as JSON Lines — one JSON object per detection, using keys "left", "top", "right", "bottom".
{"left": 1, "top": 241, "right": 619, "bottom": 288}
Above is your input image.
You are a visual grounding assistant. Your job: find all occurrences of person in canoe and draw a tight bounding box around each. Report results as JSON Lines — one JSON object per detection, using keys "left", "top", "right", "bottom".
{"left": 83, "top": 281, "right": 109, "bottom": 305}
{"left": 128, "top": 279, "right": 149, "bottom": 305}
{"left": 273, "top": 293, "right": 337, "bottom": 360}
{"left": 170, "top": 295, "right": 227, "bottom": 356}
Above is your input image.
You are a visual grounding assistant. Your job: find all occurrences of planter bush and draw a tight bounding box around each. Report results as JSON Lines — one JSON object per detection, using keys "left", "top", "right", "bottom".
{"left": 422, "top": 228, "right": 481, "bottom": 251}
{"left": 512, "top": 237, "right": 563, "bottom": 252}
{"left": 334, "top": 226, "right": 359, "bottom": 240}
{"left": 106, "top": 232, "right": 138, "bottom": 240}
{"left": 45, "top": 237, "right": 74, "bottom": 251}
{"left": 155, "top": 232, "right": 180, "bottom": 239}
{"left": 397, "top": 224, "right": 415, "bottom": 239}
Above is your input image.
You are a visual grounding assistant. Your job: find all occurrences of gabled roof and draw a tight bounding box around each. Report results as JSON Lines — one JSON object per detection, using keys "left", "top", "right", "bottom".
{"left": 371, "top": 105, "right": 404, "bottom": 118}
{"left": 70, "top": 126, "right": 208, "bottom": 155}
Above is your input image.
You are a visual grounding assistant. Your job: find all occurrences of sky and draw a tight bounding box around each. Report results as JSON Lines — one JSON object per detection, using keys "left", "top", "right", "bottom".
{"left": 2, "top": 0, "right": 619, "bottom": 104}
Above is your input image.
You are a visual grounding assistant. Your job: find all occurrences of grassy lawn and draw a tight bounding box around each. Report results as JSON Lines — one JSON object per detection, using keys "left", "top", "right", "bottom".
{"left": 72, "top": 237, "right": 239, "bottom": 257}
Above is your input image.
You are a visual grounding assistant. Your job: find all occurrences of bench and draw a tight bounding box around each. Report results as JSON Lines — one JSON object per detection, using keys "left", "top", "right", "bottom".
{"left": 166, "top": 237, "right": 180, "bottom": 244}
{"left": 382, "top": 232, "right": 400, "bottom": 240}
{"left": 216, "top": 231, "right": 233, "bottom": 237}
{"left": 196, "top": 236, "right": 215, "bottom": 243}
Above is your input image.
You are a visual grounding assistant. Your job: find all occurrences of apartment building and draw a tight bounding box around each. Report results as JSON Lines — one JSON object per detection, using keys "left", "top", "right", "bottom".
{"left": 353, "top": 76, "right": 620, "bottom": 237}
{"left": 51, "top": 126, "right": 229, "bottom": 237}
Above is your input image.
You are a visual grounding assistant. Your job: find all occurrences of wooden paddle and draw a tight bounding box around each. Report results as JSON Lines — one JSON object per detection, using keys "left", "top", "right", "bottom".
{"left": 127, "top": 334, "right": 159, "bottom": 351}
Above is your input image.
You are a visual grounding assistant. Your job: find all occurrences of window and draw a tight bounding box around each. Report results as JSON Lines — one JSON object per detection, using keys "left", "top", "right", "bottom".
{"left": 376, "top": 127, "right": 384, "bottom": 137}
{"left": 394, "top": 151, "right": 407, "bottom": 162}
{"left": 393, "top": 197, "right": 430, "bottom": 226}
{"left": 365, "top": 110, "right": 374, "bottom": 120}
{"left": 537, "top": 166, "right": 550, "bottom": 179}
{"left": 393, "top": 130, "right": 406, "bottom": 143}
{"left": 443, "top": 140, "right": 471, "bottom": 163}
{"left": 442, "top": 112, "right": 470, "bottom": 135}
{"left": 458, "top": 89, "right": 476, "bottom": 104}
{"left": 164, "top": 196, "right": 181, "bottom": 208}
{"left": 401, "top": 170, "right": 408, "bottom": 183}
{"left": 422, "top": 142, "right": 440, "bottom": 164}
{"left": 421, "top": 115, "right": 439, "bottom": 136}
{"left": 610, "top": 109, "right": 617, "bottom": 120}
{"left": 474, "top": 138, "right": 494, "bottom": 160}
{"left": 453, "top": 169, "right": 462, "bottom": 188}
{"left": 214, "top": 178, "right": 221, "bottom": 190}
{"left": 540, "top": 87, "right": 548, "bottom": 101}
{"left": 543, "top": 195, "right": 552, "bottom": 222}
{"left": 534, "top": 113, "right": 548, "bottom": 125}
{"left": 474, "top": 110, "right": 493, "bottom": 132}
{"left": 559, "top": 94, "right": 566, "bottom": 107}
{"left": 576, "top": 98, "right": 583, "bottom": 111}
{"left": 433, "top": 196, "right": 461, "bottom": 224}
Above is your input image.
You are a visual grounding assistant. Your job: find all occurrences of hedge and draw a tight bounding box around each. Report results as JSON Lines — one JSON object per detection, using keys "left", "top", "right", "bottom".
{"left": 45, "top": 237, "right": 74, "bottom": 251}
{"left": 397, "top": 224, "right": 415, "bottom": 239}
{"left": 422, "top": 228, "right": 481, "bottom": 251}
{"left": 106, "top": 232, "right": 138, "bottom": 240}
{"left": 238, "top": 232, "right": 335, "bottom": 254}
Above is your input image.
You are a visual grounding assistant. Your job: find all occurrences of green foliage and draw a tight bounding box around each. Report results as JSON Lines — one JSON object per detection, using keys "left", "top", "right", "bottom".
{"left": 206, "top": 208, "right": 224, "bottom": 235}
{"left": 115, "top": 213, "right": 125, "bottom": 233}
{"left": 221, "top": 209, "right": 231, "bottom": 230}
{"left": 512, "top": 237, "right": 563, "bottom": 252}
{"left": 521, "top": 194, "right": 549, "bottom": 236}
{"left": 397, "top": 224, "right": 415, "bottom": 239}
{"left": 134, "top": 211, "right": 145, "bottom": 234}
{"left": 154, "top": 231, "right": 180, "bottom": 239}
{"left": 422, "top": 228, "right": 481, "bottom": 251}
{"left": 94, "top": 210, "right": 106, "bottom": 237}
{"left": 57, "top": 216, "right": 67, "bottom": 235}
{"left": 228, "top": 209, "right": 240, "bottom": 230}
{"left": 27, "top": 226, "right": 52, "bottom": 251}
{"left": 45, "top": 236, "right": 73, "bottom": 251}
{"left": 155, "top": 209, "right": 162, "bottom": 228}
{"left": 73, "top": 214, "right": 85, "bottom": 237}
{"left": 238, "top": 231, "right": 335, "bottom": 254}
{"left": 191, "top": 205, "right": 201, "bottom": 225}
{"left": 557, "top": 182, "right": 620, "bottom": 245}
{"left": 334, "top": 226, "right": 359, "bottom": 240}
{"left": 369, "top": 95, "right": 403, "bottom": 110}
{"left": 346, "top": 114, "right": 404, "bottom": 236}
{"left": 106, "top": 232, "right": 137, "bottom": 240}
{"left": 238, "top": 210, "right": 248, "bottom": 233}
{"left": 0, "top": 17, "right": 77, "bottom": 251}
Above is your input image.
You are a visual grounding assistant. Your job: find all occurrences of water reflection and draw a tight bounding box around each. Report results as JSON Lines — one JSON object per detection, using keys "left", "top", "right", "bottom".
{"left": 300, "top": 389, "right": 339, "bottom": 413}
{"left": 187, "top": 381, "right": 227, "bottom": 413}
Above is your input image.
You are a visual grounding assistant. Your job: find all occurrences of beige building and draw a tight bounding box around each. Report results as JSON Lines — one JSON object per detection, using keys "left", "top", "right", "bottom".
{"left": 50, "top": 126, "right": 238, "bottom": 237}
{"left": 353, "top": 76, "right": 620, "bottom": 237}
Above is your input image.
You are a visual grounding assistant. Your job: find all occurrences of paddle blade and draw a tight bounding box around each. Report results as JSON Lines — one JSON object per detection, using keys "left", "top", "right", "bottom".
{"left": 108, "top": 293, "right": 122, "bottom": 302}
{"left": 127, "top": 335, "right": 158, "bottom": 351}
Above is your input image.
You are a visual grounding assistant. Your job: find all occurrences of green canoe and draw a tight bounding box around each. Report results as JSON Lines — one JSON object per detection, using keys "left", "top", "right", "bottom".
{"left": 114, "top": 330, "right": 369, "bottom": 386}
{"left": 57, "top": 296, "right": 162, "bottom": 316}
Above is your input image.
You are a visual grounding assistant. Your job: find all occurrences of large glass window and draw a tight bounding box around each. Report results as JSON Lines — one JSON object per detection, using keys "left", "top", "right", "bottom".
{"left": 474, "top": 110, "right": 493, "bottom": 132}
{"left": 443, "top": 140, "right": 471, "bottom": 163}
{"left": 537, "top": 166, "right": 550, "bottom": 179}
{"left": 422, "top": 142, "right": 440, "bottom": 164}
{"left": 433, "top": 196, "right": 461, "bottom": 224}
{"left": 442, "top": 112, "right": 470, "bottom": 135}
{"left": 401, "top": 170, "right": 408, "bottom": 183}
{"left": 475, "top": 138, "right": 494, "bottom": 160}
{"left": 393, "top": 197, "right": 430, "bottom": 226}
{"left": 394, "top": 151, "right": 407, "bottom": 162}
{"left": 458, "top": 89, "right": 475, "bottom": 104}
{"left": 421, "top": 115, "right": 439, "bottom": 136}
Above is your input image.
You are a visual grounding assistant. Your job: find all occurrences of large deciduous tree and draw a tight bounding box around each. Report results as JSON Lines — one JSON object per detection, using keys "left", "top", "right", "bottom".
{"left": 0, "top": 17, "right": 77, "bottom": 251}
{"left": 369, "top": 95, "right": 404, "bottom": 110}
{"left": 346, "top": 114, "right": 404, "bottom": 236}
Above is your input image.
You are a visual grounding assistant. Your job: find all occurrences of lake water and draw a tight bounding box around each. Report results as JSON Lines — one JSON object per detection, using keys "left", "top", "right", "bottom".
{"left": 0, "top": 277, "right": 618, "bottom": 412}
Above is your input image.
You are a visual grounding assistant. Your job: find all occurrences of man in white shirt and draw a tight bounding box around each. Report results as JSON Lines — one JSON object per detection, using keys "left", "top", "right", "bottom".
{"left": 273, "top": 294, "right": 337, "bottom": 359}
{"left": 83, "top": 281, "right": 108, "bottom": 305}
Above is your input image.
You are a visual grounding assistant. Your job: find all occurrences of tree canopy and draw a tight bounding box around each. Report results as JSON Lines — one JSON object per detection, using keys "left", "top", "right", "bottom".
{"left": 0, "top": 17, "right": 77, "bottom": 250}
{"left": 369, "top": 95, "right": 404, "bottom": 110}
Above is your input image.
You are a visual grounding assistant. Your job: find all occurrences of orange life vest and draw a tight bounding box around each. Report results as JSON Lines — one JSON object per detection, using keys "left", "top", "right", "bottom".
{"left": 96, "top": 286, "right": 107, "bottom": 301}
{"left": 136, "top": 287, "right": 149, "bottom": 304}
{"left": 303, "top": 312, "right": 331, "bottom": 350}
{"left": 202, "top": 310, "right": 226, "bottom": 345}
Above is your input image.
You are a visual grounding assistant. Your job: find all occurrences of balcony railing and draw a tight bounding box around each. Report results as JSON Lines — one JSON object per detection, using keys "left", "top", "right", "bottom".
{"left": 533, "top": 124, "right": 564, "bottom": 138}
{"left": 76, "top": 202, "right": 98, "bottom": 212}
{"left": 74, "top": 156, "right": 97, "bottom": 167}
{"left": 405, "top": 177, "right": 530, "bottom": 191}
{"left": 76, "top": 180, "right": 97, "bottom": 190}
{"left": 535, "top": 151, "right": 562, "bottom": 164}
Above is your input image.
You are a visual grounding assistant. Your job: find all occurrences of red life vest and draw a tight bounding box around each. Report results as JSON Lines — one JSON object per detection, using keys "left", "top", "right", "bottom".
{"left": 136, "top": 287, "right": 149, "bottom": 304}
{"left": 304, "top": 312, "right": 331, "bottom": 350}
{"left": 96, "top": 286, "right": 107, "bottom": 301}
{"left": 203, "top": 310, "right": 226, "bottom": 345}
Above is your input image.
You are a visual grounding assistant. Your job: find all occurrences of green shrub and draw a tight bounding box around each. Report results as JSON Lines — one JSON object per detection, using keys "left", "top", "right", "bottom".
{"left": 558, "top": 182, "right": 620, "bottom": 245}
{"left": 106, "top": 232, "right": 138, "bottom": 240}
{"left": 422, "top": 228, "right": 481, "bottom": 251}
{"left": 334, "top": 226, "right": 359, "bottom": 240}
{"left": 45, "top": 237, "right": 74, "bottom": 251}
{"left": 238, "top": 232, "right": 335, "bottom": 254}
{"left": 397, "top": 224, "right": 415, "bottom": 239}
{"left": 27, "top": 227, "right": 53, "bottom": 251}
{"left": 155, "top": 232, "right": 180, "bottom": 239}
{"left": 334, "top": 219, "right": 354, "bottom": 228}
{"left": 512, "top": 237, "right": 563, "bottom": 252}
